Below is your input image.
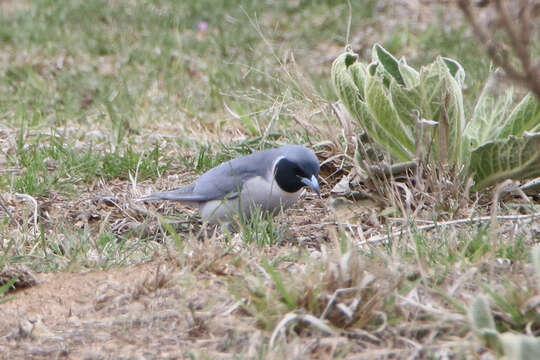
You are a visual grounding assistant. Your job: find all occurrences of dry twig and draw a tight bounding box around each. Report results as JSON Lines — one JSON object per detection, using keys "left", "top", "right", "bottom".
{"left": 358, "top": 212, "right": 540, "bottom": 245}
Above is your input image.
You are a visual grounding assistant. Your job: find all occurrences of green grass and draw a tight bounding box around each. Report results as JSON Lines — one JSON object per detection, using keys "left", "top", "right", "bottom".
{"left": 7, "top": 134, "right": 169, "bottom": 197}
{"left": 0, "top": 0, "right": 376, "bottom": 131}
{"left": 234, "top": 206, "right": 290, "bottom": 247}
{"left": 2, "top": 223, "right": 160, "bottom": 272}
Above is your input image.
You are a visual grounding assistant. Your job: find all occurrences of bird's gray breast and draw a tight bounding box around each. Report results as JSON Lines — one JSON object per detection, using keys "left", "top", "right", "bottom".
{"left": 198, "top": 175, "right": 302, "bottom": 224}
{"left": 240, "top": 175, "right": 302, "bottom": 210}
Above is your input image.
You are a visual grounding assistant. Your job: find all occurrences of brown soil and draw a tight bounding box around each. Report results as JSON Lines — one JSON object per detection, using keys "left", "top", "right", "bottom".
{"left": 0, "top": 261, "right": 240, "bottom": 359}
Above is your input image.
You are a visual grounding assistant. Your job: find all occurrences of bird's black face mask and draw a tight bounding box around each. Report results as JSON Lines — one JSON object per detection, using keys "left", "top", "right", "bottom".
{"left": 274, "top": 157, "right": 320, "bottom": 195}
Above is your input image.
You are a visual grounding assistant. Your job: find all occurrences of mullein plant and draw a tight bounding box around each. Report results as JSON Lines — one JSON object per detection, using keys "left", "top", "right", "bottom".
{"left": 332, "top": 44, "right": 540, "bottom": 190}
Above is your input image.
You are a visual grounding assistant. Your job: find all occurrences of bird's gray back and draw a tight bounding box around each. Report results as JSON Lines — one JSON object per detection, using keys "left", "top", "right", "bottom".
{"left": 192, "top": 148, "right": 282, "bottom": 201}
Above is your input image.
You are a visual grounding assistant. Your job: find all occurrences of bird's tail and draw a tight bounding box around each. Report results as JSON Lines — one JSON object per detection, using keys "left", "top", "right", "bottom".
{"left": 136, "top": 183, "right": 205, "bottom": 202}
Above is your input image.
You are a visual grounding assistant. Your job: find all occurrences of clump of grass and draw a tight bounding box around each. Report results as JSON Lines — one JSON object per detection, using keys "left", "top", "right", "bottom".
{"left": 228, "top": 237, "right": 403, "bottom": 333}
{"left": 230, "top": 206, "right": 291, "bottom": 248}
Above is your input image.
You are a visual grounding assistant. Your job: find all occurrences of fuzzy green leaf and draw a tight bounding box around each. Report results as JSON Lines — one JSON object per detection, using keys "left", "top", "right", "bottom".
{"left": 500, "top": 333, "right": 540, "bottom": 360}
{"left": 365, "top": 75, "right": 415, "bottom": 160}
{"left": 332, "top": 52, "right": 413, "bottom": 161}
{"left": 498, "top": 93, "right": 540, "bottom": 139}
{"left": 469, "top": 296, "right": 501, "bottom": 351}
{"left": 442, "top": 57, "right": 465, "bottom": 87}
{"left": 331, "top": 53, "right": 363, "bottom": 112}
{"left": 470, "top": 296, "right": 496, "bottom": 332}
{"left": 373, "top": 44, "right": 405, "bottom": 86}
{"left": 418, "top": 61, "right": 445, "bottom": 121}
{"left": 349, "top": 62, "right": 367, "bottom": 100}
{"left": 398, "top": 58, "right": 420, "bottom": 88}
{"left": 470, "top": 133, "right": 540, "bottom": 190}
{"left": 466, "top": 71, "right": 514, "bottom": 147}
{"left": 344, "top": 52, "right": 358, "bottom": 67}
{"left": 367, "top": 62, "right": 378, "bottom": 76}
{"left": 356, "top": 98, "right": 416, "bottom": 162}
{"left": 389, "top": 80, "right": 422, "bottom": 128}
{"left": 422, "top": 57, "right": 465, "bottom": 165}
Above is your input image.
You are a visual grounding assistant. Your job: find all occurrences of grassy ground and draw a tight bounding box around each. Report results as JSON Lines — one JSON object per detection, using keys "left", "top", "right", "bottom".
{"left": 1, "top": 0, "right": 539, "bottom": 359}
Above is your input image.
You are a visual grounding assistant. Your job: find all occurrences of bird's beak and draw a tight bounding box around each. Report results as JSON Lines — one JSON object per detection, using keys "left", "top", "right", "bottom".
{"left": 300, "top": 175, "right": 320, "bottom": 196}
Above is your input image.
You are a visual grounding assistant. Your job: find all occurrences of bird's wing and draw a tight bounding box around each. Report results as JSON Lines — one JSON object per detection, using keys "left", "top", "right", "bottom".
{"left": 138, "top": 148, "right": 281, "bottom": 203}
{"left": 191, "top": 149, "right": 281, "bottom": 201}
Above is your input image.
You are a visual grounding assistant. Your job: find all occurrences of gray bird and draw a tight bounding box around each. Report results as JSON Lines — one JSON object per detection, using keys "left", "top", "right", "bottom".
{"left": 139, "top": 145, "right": 320, "bottom": 224}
